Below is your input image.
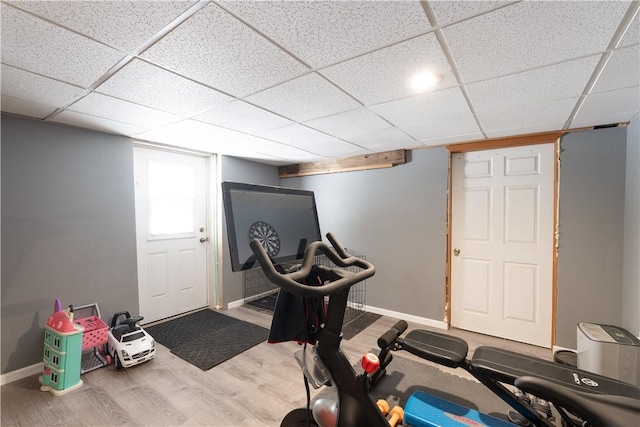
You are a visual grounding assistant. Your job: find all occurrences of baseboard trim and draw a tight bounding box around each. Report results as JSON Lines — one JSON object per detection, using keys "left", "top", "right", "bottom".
{"left": 226, "top": 298, "right": 245, "bottom": 309}
{"left": 365, "top": 305, "right": 448, "bottom": 330}
{"left": 1, "top": 362, "right": 43, "bottom": 386}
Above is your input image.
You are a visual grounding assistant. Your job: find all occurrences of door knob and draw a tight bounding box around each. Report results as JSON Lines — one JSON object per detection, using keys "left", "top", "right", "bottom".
{"left": 453, "top": 248, "right": 460, "bottom": 256}
{"left": 200, "top": 237, "right": 208, "bottom": 243}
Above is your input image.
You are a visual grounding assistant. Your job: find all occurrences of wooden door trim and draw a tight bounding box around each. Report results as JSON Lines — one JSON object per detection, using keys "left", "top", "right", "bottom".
{"left": 445, "top": 135, "right": 561, "bottom": 347}
{"left": 447, "top": 131, "right": 565, "bottom": 153}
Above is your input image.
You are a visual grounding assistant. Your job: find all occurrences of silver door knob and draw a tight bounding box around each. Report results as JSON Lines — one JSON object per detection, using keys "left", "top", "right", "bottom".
{"left": 453, "top": 248, "right": 460, "bottom": 256}
{"left": 200, "top": 237, "right": 208, "bottom": 243}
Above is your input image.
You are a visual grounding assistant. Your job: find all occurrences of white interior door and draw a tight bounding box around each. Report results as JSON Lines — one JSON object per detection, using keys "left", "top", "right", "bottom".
{"left": 134, "top": 147, "right": 208, "bottom": 323}
{"left": 451, "top": 143, "right": 555, "bottom": 347}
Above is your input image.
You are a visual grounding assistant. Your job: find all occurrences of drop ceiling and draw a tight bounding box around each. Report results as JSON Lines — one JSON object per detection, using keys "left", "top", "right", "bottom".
{"left": 1, "top": 1, "right": 638, "bottom": 165}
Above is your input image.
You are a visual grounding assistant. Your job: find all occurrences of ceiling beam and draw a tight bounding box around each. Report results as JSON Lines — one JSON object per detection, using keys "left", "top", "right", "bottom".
{"left": 278, "top": 149, "right": 406, "bottom": 178}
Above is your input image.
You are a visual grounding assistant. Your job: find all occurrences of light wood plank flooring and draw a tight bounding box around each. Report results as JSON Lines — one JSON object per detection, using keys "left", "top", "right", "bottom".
{"left": 1, "top": 306, "right": 553, "bottom": 426}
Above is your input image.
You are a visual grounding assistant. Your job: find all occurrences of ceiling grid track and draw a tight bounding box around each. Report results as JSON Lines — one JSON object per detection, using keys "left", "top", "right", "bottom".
{"left": 419, "top": 1, "right": 488, "bottom": 139}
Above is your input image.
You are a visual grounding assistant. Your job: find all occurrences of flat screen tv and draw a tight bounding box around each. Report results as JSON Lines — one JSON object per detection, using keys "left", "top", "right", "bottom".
{"left": 222, "top": 181, "right": 322, "bottom": 272}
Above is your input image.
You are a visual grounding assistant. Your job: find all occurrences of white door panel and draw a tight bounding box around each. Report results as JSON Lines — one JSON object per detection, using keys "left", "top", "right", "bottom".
{"left": 451, "top": 144, "right": 554, "bottom": 347}
{"left": 134, "top": 147, "right": 208, "bottom": 323}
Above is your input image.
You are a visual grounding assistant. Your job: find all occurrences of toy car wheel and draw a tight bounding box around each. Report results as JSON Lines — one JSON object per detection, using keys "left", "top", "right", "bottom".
{"left": 114, "top": 353, "right": 123, "bottom": 370}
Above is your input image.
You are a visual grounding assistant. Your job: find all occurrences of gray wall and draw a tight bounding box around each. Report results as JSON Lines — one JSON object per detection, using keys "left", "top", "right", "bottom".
{"left": 3, "top": 114, "right": 636, "bottom": 375}
{"left": 1, "top": 114, "right": 138, "bottom": 374}
{"left": 220, "top": 155, "right": 279, "bottom": 306}
{"left": 286, "top": 129, "right": 635, "bottom": 349}
{"left": 284, "top": 148, "right": 450, "bottom": 320}
{"left": 623, "top": 115, "right": 640, "bottom": 337}
{"left": 556, "top": 127, "right": 628, "bottom": 348}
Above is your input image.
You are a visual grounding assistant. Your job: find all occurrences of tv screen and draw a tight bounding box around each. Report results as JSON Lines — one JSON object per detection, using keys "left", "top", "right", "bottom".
{"left": 222, "top": 181, "right": 322, "bottom": 272}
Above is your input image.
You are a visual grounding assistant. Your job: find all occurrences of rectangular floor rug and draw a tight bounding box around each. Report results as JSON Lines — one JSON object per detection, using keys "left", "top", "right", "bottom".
{"left": 145, "top": 309, "right": 269, "bottom": 371}
{"left": 342, "top": 312, "right": 382, "bottom": 340}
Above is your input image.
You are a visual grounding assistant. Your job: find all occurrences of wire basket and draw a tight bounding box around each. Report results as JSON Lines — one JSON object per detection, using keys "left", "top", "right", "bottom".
{"left": 76, "top": 315, "right": 108, "bottom": 351}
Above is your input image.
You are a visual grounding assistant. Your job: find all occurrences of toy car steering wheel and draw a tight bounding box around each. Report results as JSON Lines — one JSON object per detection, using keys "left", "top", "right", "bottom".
{"left": 120, "top": 316, "right": 143, "bottom": 331}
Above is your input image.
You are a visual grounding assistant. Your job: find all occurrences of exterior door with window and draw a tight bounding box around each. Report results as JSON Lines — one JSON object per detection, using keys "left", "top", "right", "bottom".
{"left": 134, "top": 147, "right": 208, "bottom": 323}
{"left": 450, "top": 143, "right": 555, "bottom": 347}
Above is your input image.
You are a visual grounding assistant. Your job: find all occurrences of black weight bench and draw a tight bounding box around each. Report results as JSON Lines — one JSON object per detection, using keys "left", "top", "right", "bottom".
{"left": 376, "top": 324, "right": 640, "bottom": 426}
{"left": 471, "top": 346, "right": 640, "bottom": 399}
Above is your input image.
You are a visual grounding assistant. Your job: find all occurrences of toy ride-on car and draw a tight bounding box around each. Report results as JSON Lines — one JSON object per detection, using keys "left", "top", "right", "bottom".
{"left": 107, "top": 311, "right": 155, "bottom": 369}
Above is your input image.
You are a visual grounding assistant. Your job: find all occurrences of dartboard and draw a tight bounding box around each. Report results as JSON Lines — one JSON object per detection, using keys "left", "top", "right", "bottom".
{"left": 248, "top": 221, "right": 281, "bottom": 257}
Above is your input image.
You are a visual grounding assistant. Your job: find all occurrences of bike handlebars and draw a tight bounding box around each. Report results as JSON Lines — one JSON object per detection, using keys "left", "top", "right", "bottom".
{"left": 249, "top": 232, "right": 375, "bottom": 298}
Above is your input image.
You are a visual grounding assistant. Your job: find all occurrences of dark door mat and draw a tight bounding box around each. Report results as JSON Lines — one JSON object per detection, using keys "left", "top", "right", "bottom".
{"left": 246, "top": 293, "right": 278, "bottom": 312}
{"left": 342, "top": 312, "right": 382, "bottom": 340}
{"left": 144, "top": 309, "right": 269, "bottom": 370}
{"left": 145, "top": 309, "right": 241, "bottom": 349}
{"left": 171, "top": 320, "right": 269, "bottom": 371}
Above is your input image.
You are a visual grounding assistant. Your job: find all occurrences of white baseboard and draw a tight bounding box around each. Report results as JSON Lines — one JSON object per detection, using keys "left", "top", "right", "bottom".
{"left": 227, "top": 298, "right": 447, "bottom": 331}
{"left": 226, "top": 298, "right": 245, "bottom": 309}
{"left": 365, "top": 305, "right": 448, "bottom": 330}
{"left": 1, "top": 362, "right": 43, "bottom": 386}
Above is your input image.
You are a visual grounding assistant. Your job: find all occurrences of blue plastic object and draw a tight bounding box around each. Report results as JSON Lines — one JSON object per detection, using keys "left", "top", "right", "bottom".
{"left": 405, "top": 390, "right": 515, "bottom": 427}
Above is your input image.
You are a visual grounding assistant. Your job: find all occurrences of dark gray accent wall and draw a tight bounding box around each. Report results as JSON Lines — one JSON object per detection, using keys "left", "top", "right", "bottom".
{"left": 623, "top": 116, "right": 640, "bottom": 337}
{"left": 284, "top": 148, "right": 450, "bottom": 320}
{"left": 220, "top": 155, "right": 279, "bottom": 306}
{"left": 556, "top": 127, "right": 627, "bottom": 348}
{"left": 1, "top": 114, "right": 138, "bottom": 374}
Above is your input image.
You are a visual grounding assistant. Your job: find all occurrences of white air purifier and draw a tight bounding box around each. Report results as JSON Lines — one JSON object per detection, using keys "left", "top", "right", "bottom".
{"left": 577, "top": 323, "right": 640, "bottom": 386}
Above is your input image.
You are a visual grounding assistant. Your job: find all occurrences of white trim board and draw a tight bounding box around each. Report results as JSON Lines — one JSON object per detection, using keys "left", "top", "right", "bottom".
{"left": 1, "top": 362, "right": 43, "bottom": 386}
{"left": 226, "top": 297, "right": 448, "bottom": 330}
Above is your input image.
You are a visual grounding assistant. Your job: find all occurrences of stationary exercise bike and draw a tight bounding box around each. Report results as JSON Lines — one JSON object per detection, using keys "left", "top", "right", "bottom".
{"left": 251, "top": 233, "right": 640, "bottom": 427}
{"left": 251, "top": 233, "right": 389, "bottom": 427}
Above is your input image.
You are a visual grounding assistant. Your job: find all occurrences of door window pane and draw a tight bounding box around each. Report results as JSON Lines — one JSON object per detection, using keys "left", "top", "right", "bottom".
{"left": 147, "top": 160, "right": 196, "bottom": 239}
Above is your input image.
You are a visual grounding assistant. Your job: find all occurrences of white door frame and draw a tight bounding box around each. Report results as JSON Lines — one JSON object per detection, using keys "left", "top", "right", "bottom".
{"left": 133, "top": 141, "right": 222, "bottom": 316}
{"left": 446, "top": 133, "right": 561, "bottom": 347}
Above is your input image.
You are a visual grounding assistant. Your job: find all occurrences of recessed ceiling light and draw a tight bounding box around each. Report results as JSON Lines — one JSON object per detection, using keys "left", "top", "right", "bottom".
{"left": 408, "top": 70, "right": 442, "bottom": 92}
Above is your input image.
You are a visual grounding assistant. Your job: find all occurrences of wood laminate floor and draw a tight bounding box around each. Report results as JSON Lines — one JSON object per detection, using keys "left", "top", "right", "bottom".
{"left": 1, "top": 306, "right": 553, "bottom": 426}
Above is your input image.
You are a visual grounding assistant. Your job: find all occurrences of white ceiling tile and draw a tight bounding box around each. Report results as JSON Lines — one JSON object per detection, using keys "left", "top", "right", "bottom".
{"left": 466, "top": 56, "right": 600, "bottom": 112}
{"left": 431, "top": 1, "right": 516, "bottom": 26}
{"left": 1, "top": 95, "right": 57, "bottom": 119}
{"left": 370, "top": 87, "right": 471, "bottom": 127}
{"left": 303, "top": 108, "right": 391, "bottom": 139}
{"left": 619, "top": 12, "right": 639, "bottom": 48}
{"left": 156, "top": 119, "right": 247, "bottom": 142}
{"left": 67, "top": 93, "right": 182, "bottom": 128}
{"left": 1, "top": 64, "right": 85, "bottom": 106}
{"left": 443, "top": 1, "right": 630, "bottom": 82}
{"left": 419, "top": 132, "right": 485, "bottom": 147}
{"left": 96, "top": 59, "right": 233, "bottom": 117}
{"left": 478, "top": 97, "right": 578, "bottom": 135}
{"left": 321, "top": 33, "right": 455, "bottom": 105}
{"left": 571, "top": 87, "right": 640, "bottom": 128}
{"left": 591, "top": 45, "right": 640, "bottom": 93}
{"left": 255, "top": 123, "right": 362, "bottom": 157}
{"left": 7, "top": 1, "right": 198, "bottom": 52}
{"left": 219, "top": 1, "right": 431, "bottom": 68}
{"left": 401, "top": 114, "right": 481, "bottom": 141}
{"left": 245, "top": 73, "right": 360, "bottom": 122}
{"left": 0, "top": 4, "right": 125, "bottom": 87}
{"left": 257, "top": 124, "right": 343, "bottom": 146}
{"left": 342, "top": 127, "right": 417, "bottom": 151}
{"left": 51, "top": 110, "right": 149, "bottom": 136}
{"left": 485, "top": 122, "right": 568, "bottom": 139}
{"left": 193, "top": 100, "right": 293, "bottom": 134}
{"left": 141, "top": 2, "right": 308, "bottom": 97}
{"left": 134, "top": 129, "right": 215, "bottom": 151}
